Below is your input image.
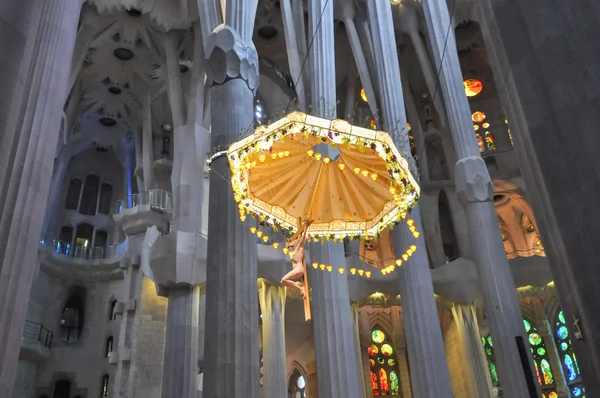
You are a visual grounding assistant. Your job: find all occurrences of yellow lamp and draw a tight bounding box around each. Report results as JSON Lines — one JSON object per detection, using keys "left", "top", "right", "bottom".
{"left": 314, "top": 153, "right": 322, "bottom": 161}
{"left": 272, "top": 242, "right": 279, "bottom": 249}
{"left": 283, "top": 248, "right": 289, "bottom": 254}
{"left": 259, "top": 154, "right": 266, "bottom": 162}
{"left": 323, "top": 157, "right": 331, "bottom": 164}
{"left": 353, "top": 167, "right": 360, "bottom": 174}
{"left": 307, "top": 149, "right": 314, "bottom": 157}
{"left": 350, "top": 268, "right": 357, "bottom": 275}
{"left": 338, "top": 267, "right": 345, "bottom": 274}
{"left": 338, "top": 163, "right": 346, "bottom": 170}
{"left": 320, "top": 264, "right": 325, "bottom": 270}
{"left": 358, "top": 269, "right": 364, "bottom": 276}
{"left": 365, "top": 271, "right": 371, "bottom": 278}
{"left": 326, "top": 265, "right": 332, "bottom": 272}
{"left": 271, "top": 153, "right": 277, "bottom": 159}
{"left": 402, "top": 254, "right": 408, "bottom": 261}
{"left": 396, "top": 259, "right": 402, "bottom": 266}
{"left": 250, "top": 227, "right": 257, "bottom": 234}
{"left": 262, "top": 235, "right": 268, "bottom": 242}
{"left": 256, "top": 230, "right": 263, "bottom": 238}
{"left": 312, "top": 262, "right": 318, "bottom": 269}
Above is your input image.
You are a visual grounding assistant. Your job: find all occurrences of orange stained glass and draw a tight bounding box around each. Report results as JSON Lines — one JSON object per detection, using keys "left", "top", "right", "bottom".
{"left": 476, "top": 133, "right": 485, "bottom": 152}
{"left": 485, "top": 131, "right": 496, "bottom": 151}
{"left": 464, "top": 78, "right": 483, "bottom": 97}
{"left": 371, "top": 371, "right": 379, "bottom": 395}
{"left": 361, "top": 88, "right": 368, "bottom": 102}
{"left": 472, "top": 111, "right": 486, "bottom": 123}
{"left": 379, "top": 368, "right": 390, "bottom": 394}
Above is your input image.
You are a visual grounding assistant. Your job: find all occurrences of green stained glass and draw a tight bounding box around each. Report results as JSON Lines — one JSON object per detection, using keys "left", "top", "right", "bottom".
{"left": 559, "top": 311, "right": 566, "bottom": 324}
{"left": 390, "top": 371, "right": 400, "bottom": 395}
{"left": 489, "top": 361, "right": 499, "bottom": 387}
{"left": 486, "top": 347, "right": 493, "bottom": 356}
{"left": 381, "top": 344, "right": 394, "bottom": 357}
{"left": 529, "top": 333, "right": 542, "bottom": 346}
{"left": 487, "top": 335, "right": 493, "bottom": 347}
{"left": 481, "top": 336, "right": 486, "bottom": 345}
{"left": 557, "top": 326, "right": 568, "bottom": 340}
{"left": 541, "top": 359, "right": 554, "bottom": 384}
{"left": 537, "top": 347, "right": 546, "bottom": 356}
{"left": 372, "top": 329, "right": 385, "bottom": 344}
{"left": 388, "top": 358, "right": 396, "bottom": 367}
{"left": 523, "top": 319, "right": 531, "bottom": 332}
{"left": 561, "top": 342, "right": 568, "bottom": 351}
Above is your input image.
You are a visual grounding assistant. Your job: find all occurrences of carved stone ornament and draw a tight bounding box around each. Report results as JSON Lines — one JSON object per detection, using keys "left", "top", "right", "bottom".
{"left": 206, "top": 24, "right": 260, "bottom": 93}
{"left": 454, "top": 156, "right": 494, "bottom": 205}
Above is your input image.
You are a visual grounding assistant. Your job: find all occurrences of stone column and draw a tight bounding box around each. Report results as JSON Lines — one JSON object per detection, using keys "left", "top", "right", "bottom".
{"left": 351, "top": 303, "right": 368, "bottom": 398}
{"left": 306, "top": 1, "right": 360, "bottom": 397}
{"left": 420, "top": 0, "right": 539, "bottom": 396}
{"left": 366, "top": 1, "right": 453, "bottom": 396}
{"left": 0, "top": 0, "right": 81, "bottom": 395}
{"left": 357, "top": 307, "right": 374, "bottom": 398}
{"left": 203, "top": 24, "right": 260, "bottom": 398}
{"left": 258, "top": 281, "right": 287, "bottom": 397}
{"left": 280, "top": 0, "right": 307, "bottom": 111}
{"left": 162, "top": 286, "right": 200, "bottom": 398}
{"left": 390, "top": 306, "right": 413, "bottom": 398}
{"left": 142, "top": 89, "right": 154, "bottom": 191}
{"left": 451, "top": 303, "right": 495, "bottom": 398}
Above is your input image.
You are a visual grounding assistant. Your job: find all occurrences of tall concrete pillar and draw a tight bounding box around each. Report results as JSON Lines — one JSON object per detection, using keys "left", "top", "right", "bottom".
{"left": 203, "top": 23, "right": 260, "bottom": 398}
{"left": 366, "top": 1, "right": 453, "bottom": 396}
{"left": 258, "top": 281, "right": 287, "bottom": 397}
{"left": 451, "top": 304, "right": 495, "bottom": 398}
{"left": 476, "top": 0, "right": 600, "bottom": 393}
{"left": 351, "top": 303, "right": 368, "bottom": 398}
{"left": 0, "top": 0, "right": 81, "bottom": 395}
{"left": 420, "top": 0, "right": 540, "bottom": 396}
{"left": 305, "top": 1, "right": 360, "bottom": 397}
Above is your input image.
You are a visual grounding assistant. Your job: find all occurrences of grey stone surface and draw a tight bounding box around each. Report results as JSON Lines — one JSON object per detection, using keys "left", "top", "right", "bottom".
{"left": 203, "top": 23, "right": 260, "bottom": 395}
{"left": 478, "top": 0, "right": 600, "bottom": 393}
{"left": 0, "top": 0, "right": 81, "bottom": 395}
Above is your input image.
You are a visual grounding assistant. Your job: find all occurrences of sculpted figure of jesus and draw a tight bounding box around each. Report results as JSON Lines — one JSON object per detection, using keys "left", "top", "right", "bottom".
{"left": 280, "top": 218, "right": 313, "bottom": 298}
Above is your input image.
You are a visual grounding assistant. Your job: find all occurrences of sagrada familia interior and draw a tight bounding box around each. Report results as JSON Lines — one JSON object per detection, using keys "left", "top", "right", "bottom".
{"left": 1, "top": 0, "right": 598, "bottom": 397}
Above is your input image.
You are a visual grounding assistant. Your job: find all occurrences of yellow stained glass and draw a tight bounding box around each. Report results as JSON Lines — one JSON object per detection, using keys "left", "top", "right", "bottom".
{"left": 472, "top": 111, "right": 486, "bottom": 123}
{"left": 372, "top": 329, "right": 385, "bottom": 344}
{"left": 360, "top": 88, "right": 368, "bottom": 102}
{"left": 464, "top": 79, "right": 483, "bottom": 97}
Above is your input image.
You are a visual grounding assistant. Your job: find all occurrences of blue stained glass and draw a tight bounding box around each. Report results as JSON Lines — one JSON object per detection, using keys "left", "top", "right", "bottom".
{"left": 573, "top": 387, "right": 581, "bottom": 396}
{"left": 564, "top": 354, "right": 577, "bottom": 381}
{"left": 561, "top": 342, "right": 568, "bottom": 351}
{"left": 557, "top": 326, "right": 569, "bottom": 340}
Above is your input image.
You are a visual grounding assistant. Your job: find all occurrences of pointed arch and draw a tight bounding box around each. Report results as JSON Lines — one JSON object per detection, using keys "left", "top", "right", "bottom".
{"left": 288, "top": 367, "right": 306, "bottom": 397}
{"left": 61, "top": 287, "right": 85, "bottom": 343}
{"left": 367, "top": 325, "right": 401, "bottom": 396}
{"left": 555, "top": 309, "right": 585, "bottom": 396}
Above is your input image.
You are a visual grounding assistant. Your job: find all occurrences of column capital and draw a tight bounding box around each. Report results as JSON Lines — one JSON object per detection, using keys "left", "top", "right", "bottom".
{"left": 206, "top": 25, "right": 259, "bottom": 94}
{"left": 454, "top": 156, "right": 494, "bottom": 205}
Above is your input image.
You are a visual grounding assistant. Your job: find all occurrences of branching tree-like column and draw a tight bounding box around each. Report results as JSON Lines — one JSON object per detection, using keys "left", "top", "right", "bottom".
{"left": 305, "top": 1, "right": 361, "bottom": 397}
{"left": 420, "top": 0, "right": 540, "bottom": 396}
{"left": 366, "top": 1, "right": 454, "bottom": 396}
{"left": 203, "top": 24, "right": 260, "bottom": 398}
{"left": 0, "top": 0, "right": 82, "bottom": 395}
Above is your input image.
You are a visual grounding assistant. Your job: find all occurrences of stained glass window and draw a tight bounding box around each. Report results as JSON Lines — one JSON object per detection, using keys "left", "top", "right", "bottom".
{"left": 523, "top": 319, "right": 557, "bottom": 396}
{"left": 288, "top": 368, "right": 306, "bottom": 398}
{"left": 368, "top": 328, "right": 400, "bottom": 396}
{"left": 555, "top": 310, "right": 585, "bottom": 396}
{"left": 476, "top": 132, "right": 485, "bottom": 152}
{"left": 481, "top": 335, "right": 500, "bottom": 387}
{"left": 464, "top": 79, "right": 483, "bottom": 97}
{"left": 485, "top": 131, "right": 496, "bottom": 151}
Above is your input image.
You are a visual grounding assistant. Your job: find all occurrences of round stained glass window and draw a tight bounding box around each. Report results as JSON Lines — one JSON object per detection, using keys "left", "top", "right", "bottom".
{"left": 487, "top": 335, "right": 493, "bottom": 347}
{"left": 573, "top": 387, "right": 581, "bottom": 396}
{"left": 368, "top": 345, "right": 379, "bottom": 356}
{"left": 549, "top": 393, "right": 558, "bottom": 398}
{"left": 537, "top": 347, "right": 546, "bottom": 356}
{"left": 388, "top": 358, "right": 396, "bottom": 366}
{"left": 372, "top": 329, "right": 385, "bottom": 344}
{"left": 464, "top": 79, "right": 483, "bottom": 97}
{"left": 529, "top": 333, "right": 542, "bottom": 346}
{"left": 472, "top": 111, "right": 486, "bottom": 123}
{"left": 523, "top": 319, "right": 531, "bottom": 332}
{"left": 557, "top": 326, "right": 569, "bottom": 340}
{"left": 486, "top": 347, "right": 493, "bottom": 356}
{"left": 297, "top": 376, "right": 305, "bottom": 389}
{"left": 369, "top": 359, "right": 375, "bottom": 367}
{"left": 377, "top": 356, "right": 385, "bottom": 365}
{"left": 381, "top": 344, "right": 394, "bottom": 357}
{"left": 561, "top": 342, "right": 568, "bottom": 351}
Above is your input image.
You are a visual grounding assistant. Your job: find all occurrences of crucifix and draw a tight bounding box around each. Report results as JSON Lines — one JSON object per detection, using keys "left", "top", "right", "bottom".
{"left": 280, "top": 218, "right": 313, "bottom": 322}
{"left": 573, "top": 314, "right": 583, "bottom": 340}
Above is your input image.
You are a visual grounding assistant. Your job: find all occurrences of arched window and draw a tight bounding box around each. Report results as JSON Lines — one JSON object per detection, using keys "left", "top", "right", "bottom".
{"left": 79, "top": 174, "right": 100, "bottom": 215}
{"left": 74, "top": 223, "right": 94, "bottom": 258}
{"left": 93, "top": 230, "right": 108, "bottom": 259}
{"left": 288, "top": 368, "right": 306, "bottom": 398}
{"left": 101, "top": 374, "right": 109, "bottom": 397}
{"left": 475, "top": 132, "right": 485, "bottom": 152}
{"left": 61, "top": 289, "right": 84, "bottom": 343}
{"left": 109, "top": 300, "right": 118, "bottom": 321}
{"left": 53, "top": 380, "right": 71, "bottom": 398}
{"left": 65, "top": 179, "right": 82, "bottom": 210}
{"left": 98, "top": 183, "right": 113, "bottom": 214}
{"left": 555, "top": 310, "right": 586, "bottom": 397}
{"left": 523, "top": 319, "right": 557, "bottom": 396}
{"left": 105, "top": 336, "right": 113, "bottom": 358}
{"left": 485, "top": 131, "right": 496, "bottom": 151}
{"left": 368, "top": 328, "right": 401, "bottom": 396}
{"left": 58, "top": 226, "right": 73, "bottom": 256}
{"left": 481, "top": 335, "right": 500, "bottom": 388}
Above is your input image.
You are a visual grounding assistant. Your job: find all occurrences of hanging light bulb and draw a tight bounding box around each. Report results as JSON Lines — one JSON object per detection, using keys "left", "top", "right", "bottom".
{"left": 307, "top": 149, "right": 314, "bottom": 157}
{"left": 353, "top": 167, "right": 361, "bottom": 174}
{"left": 323, "top": 157, "right": 331, "bottom": 164}
{"left": 240, "top": 215, "right": 246, "bottom": 222}
{"left": 371, "top": 173, "right": 378, "bottom": 180}
{"left": 283, "top": 248, "right": 289, "bottom": 255}
{"left": 410, "top": 244, "right": 417, "bottom": 251}
{"left": 314, "top": 153, "right": 322, "bottom": 161}
{"left": 312, "top": 262, "right": 319, "bottom": 269}
{"left": 338, "top": 163, "right": 346, "bottom": 171}
{"left": 259, "top": 154, "right": 266, "bottom": 162}
{"left": 338, "top": 267, "right": 345, "bottom": 274}
{"left": 320, "top": 264, "right": 326, "bottom": 270}
{"left": 365, "top": 271, "right": 372, "bottom": 278}
{"left": 326, "top": 265, "right": 332, "bottom": 272}
{"left": 413, "top": 231, "right": 420, "bottom": 238}
{"left": 361, "top": 170, "right": 369, "bottom": 177}
{"left": 396, "top": 259, "right": 402, "bottom": 266}
{"left": 358, "top": 269, "right": 365, "bottom": 276}
{"left": 284, "top": 150, "right": 290, "bottom": 157}
{"left": 350, "top": 268, "right": 357, "bottom": 275}
{"left": 262, "top": 235, "right": 269, "bottom": 242}
{"left": 256, "top": 230, "right": 263, "bottom": 238}
{"left": 271, "top": 153, "right": 277, "bottom": 159}
{"left": 402, "top": 254, "right": 408, "bottom": 261}
{"left": 250, "top": 227, "right": 257, "bottom": 234}
{"left": 272, "top": 242, "right": 279, "bottom": 249}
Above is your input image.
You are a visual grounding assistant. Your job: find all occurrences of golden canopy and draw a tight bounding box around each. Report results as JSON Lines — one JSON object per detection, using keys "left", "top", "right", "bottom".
{"left": 227, "top": 112, "right": 419, "bottom": 239}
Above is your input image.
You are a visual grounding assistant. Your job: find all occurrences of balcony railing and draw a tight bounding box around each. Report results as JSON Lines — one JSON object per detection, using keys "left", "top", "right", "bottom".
{"left": 23, "top": 320, "right": 53, "bottom": 348}
{"left": 39, "top": 231, "right": 128, "bottom": 261}
{"left": 114, "top": 189, "right": 173, "bottom": 214}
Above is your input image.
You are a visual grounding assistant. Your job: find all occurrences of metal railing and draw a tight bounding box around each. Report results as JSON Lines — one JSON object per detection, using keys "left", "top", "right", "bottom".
{"left": 23, "top": 320, "right": 53, "bottom": 348}
{"left": 114, "top": 189, "right": 173, "bottom": 214}
{"left": 39, "top": 231, "right": 128, "bottom": 261}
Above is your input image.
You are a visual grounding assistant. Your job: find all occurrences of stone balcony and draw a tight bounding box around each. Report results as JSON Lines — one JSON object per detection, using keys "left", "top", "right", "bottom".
{"left": 19, "top": 320, "right": 52, "bottom": 363}
{"left": 113, "top": 189, "right": 173, "bottom": 235}
{"left": 38, "top": 232, "right": 127, "bottom": 280}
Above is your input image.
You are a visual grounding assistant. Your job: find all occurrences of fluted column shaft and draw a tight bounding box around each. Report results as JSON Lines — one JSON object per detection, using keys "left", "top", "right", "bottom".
{"left": 142, "top": 89, "right": 154, "bottom": 191}
{"left": 366, "top": 1, "right": 453, "bottom": 396}
{"left": 0, "top": 0, "right": 81, "bottom": 395}
{"left": 162, "top": 286, "right": 200, "bottom": 398}
{"left": 224, "top": 0, "right": 259, "bottom": 42}
{"left": 351, "top": 303, "right": 368, "bottom": 398}
{"left": 258, "top": 282, "right": 287, "bottom": 397}
{"left": 203, "top": 25, "right": 259, "bottom": 396}
{"left": 280, "top": 0, "right": 307, "bottom": 111}
{"left": 421, "top": 0, "right": 539, "bottom": 396}
{"left": 306, "top": 1, "right": 360, "bottom": 397}
{"left": 451, "top": 304, "right": 495, "bottom": 398}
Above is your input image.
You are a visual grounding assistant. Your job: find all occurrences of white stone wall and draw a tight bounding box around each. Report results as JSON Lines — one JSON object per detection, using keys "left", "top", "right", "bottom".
{"left": 31, "top": 272, "right": 124, "bottom": 397}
